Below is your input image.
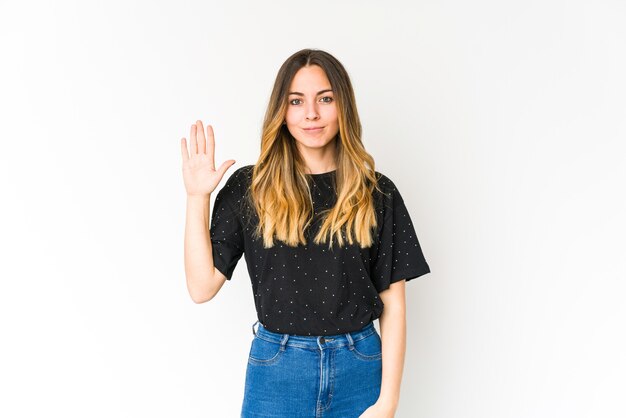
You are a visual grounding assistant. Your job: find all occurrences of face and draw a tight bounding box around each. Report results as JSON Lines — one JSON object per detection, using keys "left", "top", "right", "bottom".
{"left": 284, "top": 65, "right": 340, "bottom": 153}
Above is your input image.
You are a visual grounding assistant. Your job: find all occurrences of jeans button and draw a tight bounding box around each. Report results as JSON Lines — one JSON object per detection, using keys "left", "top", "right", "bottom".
{"left": 320, "top": 337, "right": 325, "bottom": 343}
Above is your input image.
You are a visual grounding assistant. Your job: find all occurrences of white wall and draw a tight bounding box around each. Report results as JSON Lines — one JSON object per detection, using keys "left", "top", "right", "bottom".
{"left": 1, "top": 1, "right": 624, "bottom": 417}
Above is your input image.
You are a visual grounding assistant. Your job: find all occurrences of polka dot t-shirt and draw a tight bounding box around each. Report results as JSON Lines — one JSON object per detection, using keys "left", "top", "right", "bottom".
{"left": 209, "top": 165, "right": 430, "bottom": 336}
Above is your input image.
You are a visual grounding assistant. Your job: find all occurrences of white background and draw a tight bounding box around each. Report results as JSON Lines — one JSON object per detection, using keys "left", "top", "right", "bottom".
{"left": 1, "top": 1, "right": 625, "bottom": 417}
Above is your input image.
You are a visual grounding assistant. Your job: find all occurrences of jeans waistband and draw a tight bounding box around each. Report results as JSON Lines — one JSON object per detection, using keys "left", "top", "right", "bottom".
{"left": 251, "top": 320, "right": 377, "bottom": 350}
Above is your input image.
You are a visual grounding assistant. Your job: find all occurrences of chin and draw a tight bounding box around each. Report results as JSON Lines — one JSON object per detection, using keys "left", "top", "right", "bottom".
{"left": 295, "top": 137, "right": 336, "bottom": 148}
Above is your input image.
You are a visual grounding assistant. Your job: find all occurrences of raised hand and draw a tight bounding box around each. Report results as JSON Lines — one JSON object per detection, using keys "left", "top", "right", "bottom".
{"left": 181, "top": 120, "right": 236, "bottom": 197}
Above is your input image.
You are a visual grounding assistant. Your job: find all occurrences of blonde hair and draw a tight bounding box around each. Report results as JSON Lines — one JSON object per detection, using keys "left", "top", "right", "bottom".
{"left": 248, "top": 48, "right": 383, "bottom": 250}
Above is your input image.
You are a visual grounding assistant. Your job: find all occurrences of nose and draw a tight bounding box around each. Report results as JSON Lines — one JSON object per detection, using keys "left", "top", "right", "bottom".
{"left": 305, "top": 102, "right": 320, "bottom": 120}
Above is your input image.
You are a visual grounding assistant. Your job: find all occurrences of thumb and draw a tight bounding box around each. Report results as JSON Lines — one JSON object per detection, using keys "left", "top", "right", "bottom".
{"left": 216, "top": 159, "right": 236, "bottom": 179}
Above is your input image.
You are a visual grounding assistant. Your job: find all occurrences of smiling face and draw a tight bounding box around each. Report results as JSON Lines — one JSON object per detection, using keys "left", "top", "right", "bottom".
{"left": 285, "top": 65, "right": 340, "bottom": 157}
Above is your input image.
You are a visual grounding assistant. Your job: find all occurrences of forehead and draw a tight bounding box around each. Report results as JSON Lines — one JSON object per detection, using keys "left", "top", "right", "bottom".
{"left": 289, "top": 65, "right": 331, "bottom": 91}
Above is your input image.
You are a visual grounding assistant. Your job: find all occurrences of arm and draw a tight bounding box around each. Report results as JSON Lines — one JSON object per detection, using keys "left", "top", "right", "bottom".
{"left": 377, "top": 279, "right": 407, "bottom": 414}
{"left": 184, "top": 194, "right": 228, "bottom": 303}
{"left": 181, "top": 120, "right": 234, "bottom": 304}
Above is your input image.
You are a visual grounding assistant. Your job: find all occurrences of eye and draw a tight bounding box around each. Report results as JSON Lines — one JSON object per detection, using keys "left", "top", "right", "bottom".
{"left": 320, "top": 96, "right": 334, "bottom": 103}
{"left": 289, "top": 98, "right": 302, "bottom": 105}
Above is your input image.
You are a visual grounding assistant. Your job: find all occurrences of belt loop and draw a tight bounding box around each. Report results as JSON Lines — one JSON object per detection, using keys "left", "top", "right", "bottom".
{"left": 345, "top": 331, "right": 355, "bottom": 349}
{"left": 279, "top": 333, "right": 289, "bottom": 350}
{"left": 251, "top": 320, "right": 260, "bottom": 336}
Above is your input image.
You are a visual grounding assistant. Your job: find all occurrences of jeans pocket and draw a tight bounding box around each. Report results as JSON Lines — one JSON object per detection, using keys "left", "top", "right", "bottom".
{"left": 350, "top": 331, "right": 383, "bottom": 361}
{"left": 247, "top": 336, "right": 285, "bottom": 366}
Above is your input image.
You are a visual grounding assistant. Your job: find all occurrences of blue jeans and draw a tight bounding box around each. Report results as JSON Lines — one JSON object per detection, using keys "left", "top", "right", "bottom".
{"left": 241, "top": 320, "right": 383, "bottom": 418}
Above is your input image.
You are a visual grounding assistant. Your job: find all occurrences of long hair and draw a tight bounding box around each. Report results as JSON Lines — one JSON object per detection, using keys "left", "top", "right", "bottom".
{"left": 248, "top": 48, "right": 383, "bottom": 249}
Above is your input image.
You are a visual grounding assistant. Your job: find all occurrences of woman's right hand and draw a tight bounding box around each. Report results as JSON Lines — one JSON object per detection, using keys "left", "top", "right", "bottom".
{"left": 180, "top": 120, "right": 236, "bottom": 197}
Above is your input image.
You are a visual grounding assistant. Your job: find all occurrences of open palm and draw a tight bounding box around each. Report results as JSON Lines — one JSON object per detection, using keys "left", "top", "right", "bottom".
{"left": 180, "top": 120, "right": 236, "bottom": 197}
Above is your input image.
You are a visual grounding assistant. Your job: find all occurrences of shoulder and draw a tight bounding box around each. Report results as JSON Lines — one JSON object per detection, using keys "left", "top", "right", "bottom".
{"left": 234, "top": 164, "right": 254, "bottom": 182}
{"left": 228, "top": 164, "right": 253, "bottom": 177}
{"left": 215, "top": 165, "right": 253, "bottom": 201}
{"left": 222, "top": 164, "right": 254, "bottom": 187}
{"left": 373, "top": 170, "right": 400, "bottom": 196}
{"left": 373, "top": 170, "right": 405, "bottom": 213}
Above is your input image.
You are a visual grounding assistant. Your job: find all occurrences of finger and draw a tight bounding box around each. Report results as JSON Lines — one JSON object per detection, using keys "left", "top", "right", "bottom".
{"left": 180, "top": 137, "right": 189, "bottom": 162}
{"left": 196, "top": 120, "right": 206, "bottom": 154}
{"left": 190, "top": 123, "right": 198, "bottom": 155}
{"left": 206, "top": 124, "right": 215, "bottom": 167}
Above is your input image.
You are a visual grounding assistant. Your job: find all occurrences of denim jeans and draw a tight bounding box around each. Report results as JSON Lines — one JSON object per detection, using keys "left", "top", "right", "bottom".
{"left": 241, "top": 319, "right": 383, "bottom": 418}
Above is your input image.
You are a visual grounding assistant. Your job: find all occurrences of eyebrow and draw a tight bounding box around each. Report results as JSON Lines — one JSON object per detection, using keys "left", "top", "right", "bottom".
{"left": 288, "top": 89, "right": 333, "bottom": 96}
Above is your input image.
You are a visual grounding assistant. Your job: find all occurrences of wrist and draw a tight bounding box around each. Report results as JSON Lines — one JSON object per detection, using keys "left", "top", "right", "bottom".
{"left": 377, "top": 395, "right": 399, "bottom": 411}
{"left": 187, "top": 193, "right": 210, "bottom": 201}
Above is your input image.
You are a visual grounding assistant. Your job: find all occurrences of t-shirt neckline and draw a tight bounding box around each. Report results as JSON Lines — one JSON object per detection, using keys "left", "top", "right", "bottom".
{"left": 307, "top": 169, "right": 337, "bottom": 177}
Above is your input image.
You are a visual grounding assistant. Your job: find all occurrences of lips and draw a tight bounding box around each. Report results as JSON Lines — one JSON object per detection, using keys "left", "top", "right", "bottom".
{"left": 304, "top": 126, "right": 324, "bottom": 131}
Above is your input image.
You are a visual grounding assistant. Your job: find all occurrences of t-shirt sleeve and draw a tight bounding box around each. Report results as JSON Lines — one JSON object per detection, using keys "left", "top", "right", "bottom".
{"left": 370, "top": 176, "right": 431, "bottom": 293}
{"left": 209, "top": 168, "right": 245, "bottom": 280}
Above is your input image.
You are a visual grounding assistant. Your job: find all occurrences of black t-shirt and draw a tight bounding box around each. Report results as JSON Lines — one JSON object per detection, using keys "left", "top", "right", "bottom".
{"left": 210, "top": 164, "right": 430, "bottom": 336}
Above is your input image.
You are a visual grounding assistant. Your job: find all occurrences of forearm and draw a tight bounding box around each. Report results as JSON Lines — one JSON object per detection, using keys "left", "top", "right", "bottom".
{"left": 377, "top": 303, "right": 406, "bottom": 410}
{"left": 184, "top": 194, "right": 217, "bottom": 303}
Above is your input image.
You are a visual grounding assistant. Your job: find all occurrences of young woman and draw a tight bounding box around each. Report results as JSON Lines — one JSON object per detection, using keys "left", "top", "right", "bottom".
{"left": 181, "top": 49, "right": 430, "bottom": 418}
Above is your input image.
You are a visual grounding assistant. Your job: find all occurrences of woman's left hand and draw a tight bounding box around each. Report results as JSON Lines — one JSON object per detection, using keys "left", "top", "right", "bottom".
{"left": 358, "top": 401, "right": 396, "bottom": 417}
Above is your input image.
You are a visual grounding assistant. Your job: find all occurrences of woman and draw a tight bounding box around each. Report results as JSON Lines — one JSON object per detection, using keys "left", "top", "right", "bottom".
{"left": 181, "top": 48, "right": 430, "bottom": 418}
